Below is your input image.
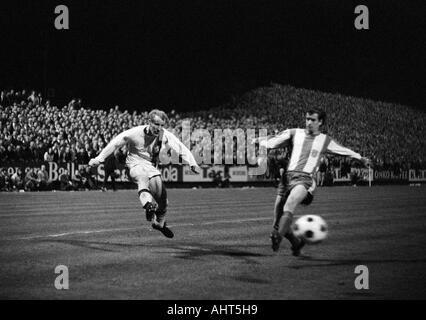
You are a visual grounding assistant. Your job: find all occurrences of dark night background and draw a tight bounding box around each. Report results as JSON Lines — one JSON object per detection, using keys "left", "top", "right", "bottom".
{"left": 1, "top": 0, "right": 425, "bottom": 112}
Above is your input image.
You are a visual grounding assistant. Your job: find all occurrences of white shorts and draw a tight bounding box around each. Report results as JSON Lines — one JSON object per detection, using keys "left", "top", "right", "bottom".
{"left": 129, "top": 161, "right": 161, "bottom": 191}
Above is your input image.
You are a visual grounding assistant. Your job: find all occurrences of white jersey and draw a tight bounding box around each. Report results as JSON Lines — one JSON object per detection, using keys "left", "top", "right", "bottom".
{"left": 95, "top": 125, "right": 198, "bottom": 169}
{"left": 262, "top": 128, "right": 362, "bottom": 175}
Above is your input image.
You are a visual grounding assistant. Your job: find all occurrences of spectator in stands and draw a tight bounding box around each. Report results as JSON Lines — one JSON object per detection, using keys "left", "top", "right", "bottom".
{"left": 59, "top": 169, "right": 75, "bottom": 191}
{"left": 341, "top": 158, "right": 351, "bottom": 179}
{"left": 0, "top": 83, "right": 425, "bottom": 191}
{"left": 209, "top": 169, "right": 223, "bottom": 188}
{"left": 318, "top": 156, "right": 328, "bottom": 187}
{"left": 102, "top": 154, "right": 118, "bottom": 191}
{"left": 0, "top": 142, "right": 6, "bottom": 163}
{"left": 350, "top": 169, "right": 361, "bottom": 187}
{"left": 24, "top": 168, "right": 39, "bottom": 191}
{"left": 44, "top": 147, "right": 54, "bottom": 162}
{"left": 72, "top": 169, "right": 84, "bottom": 190}
{"left": 0, "top": 168, "right": 11, "bottom": 191}
{"left": 37, "top": 164, "right": 51, "bottom": 191}
{"left": 52, "top": 145, "right": 61, "bottom": 163}
{"left": 10, "top": 168, "right": 24, "bottom": 191}
{"left": 63, "top": 146, "right": 73, "bottom": 163}
{"left": 0, "top": 91, "right": 7, "bottom": 105}
{"left": 76, "top": 145, "right": 89, "bottom": 164}
{"left": 80, "top": 165, "right": 97, "bottom": 190}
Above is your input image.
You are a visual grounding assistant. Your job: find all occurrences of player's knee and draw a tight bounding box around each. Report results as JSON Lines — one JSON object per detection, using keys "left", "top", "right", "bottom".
{"left": 284, "top": 197, "right": 298, "bottom": 212}
{"left": 283, "top": 210, "right": 294, "bottom": 219}
{"left": 138, "top": 188, "right": 154, "bottom": 206}
{"left": 301, "top": 192, "right": 314, "bottom": 206}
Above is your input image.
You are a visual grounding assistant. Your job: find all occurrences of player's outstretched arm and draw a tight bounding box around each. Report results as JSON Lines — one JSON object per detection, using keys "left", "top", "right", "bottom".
{"left": 164, "top": 130, "right": 200, "bottom": 173}
{"left": 88, "top": 129, "right": 131, "bottom": 167}
{"left": 259, "top": 129, "right": 293, "bottom": 149}
{"left": 327, "top": 140, "right": 372, "bottom": 168}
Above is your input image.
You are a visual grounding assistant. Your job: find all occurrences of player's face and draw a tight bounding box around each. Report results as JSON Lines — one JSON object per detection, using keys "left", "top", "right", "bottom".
{"left": 149, "top": 115, "right": 165, "bottom": 136}
{"left": 305, "top": 113, "right": 322, "bottom": 134}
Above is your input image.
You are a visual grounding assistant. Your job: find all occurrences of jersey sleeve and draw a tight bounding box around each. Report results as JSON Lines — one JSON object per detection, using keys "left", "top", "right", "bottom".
{"left": 164, "top": 130, "right": 198, "bottom": 167}
{"left": 260, "top": 129, "right": 293, "bottom": 149}
{"left": 95, "top": 127, "right": 139, "bottom": 162}
{"left": 326, "top": 139, "right": 362, "bottom": 160}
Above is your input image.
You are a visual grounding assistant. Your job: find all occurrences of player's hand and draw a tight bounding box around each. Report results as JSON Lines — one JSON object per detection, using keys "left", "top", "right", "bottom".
{"left": 360, "top": 157, "right": 372, "bottom": 168}
{"left": 190, "top": 165, "right": 200, "bottom": 174}
{"left": 88, "top": 158, "right": 100, "bottom": 167}
{"left": 257, "top": 156, "right": 267, "bottom": 167}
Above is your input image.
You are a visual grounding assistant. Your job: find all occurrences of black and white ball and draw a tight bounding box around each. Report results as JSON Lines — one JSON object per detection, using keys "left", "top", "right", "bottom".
{"left": 292, "top": 215, "right": 328, "bottom": 244}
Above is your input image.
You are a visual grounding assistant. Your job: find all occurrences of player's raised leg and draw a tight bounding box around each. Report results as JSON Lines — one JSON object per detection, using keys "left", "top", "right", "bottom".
{"left": 281, "top": 184, "right": 308, "bottom": 233}
{"left": 149, "top": 175, "right": 174, "bottom": 238}
{"left": 149, "top": 175, "right": 168, "bottom": 227}
{"left": 130, "top": 165, "right": 158, "bottom": 221}
{"left": 281, "top": 184, "right": 307, "bottom": 255}
{"left": 271, "top": 184, "right": 307, "bottom": 254}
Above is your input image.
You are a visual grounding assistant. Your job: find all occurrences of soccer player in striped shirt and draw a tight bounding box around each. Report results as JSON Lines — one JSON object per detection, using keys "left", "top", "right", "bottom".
{"left": 89, "top": 109, "right": 200, "bottom": 238}
{"left": 261, "top": 108, "right": 371, "bottom": 255}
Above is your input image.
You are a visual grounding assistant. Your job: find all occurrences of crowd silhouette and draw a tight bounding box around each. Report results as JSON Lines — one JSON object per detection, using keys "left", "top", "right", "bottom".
{"left": 1, "top": 84, "right": 425, "bottom": 191}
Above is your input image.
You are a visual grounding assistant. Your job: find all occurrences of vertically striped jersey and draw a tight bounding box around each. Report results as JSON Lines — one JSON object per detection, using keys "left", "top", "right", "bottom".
{"left": 261, "top": 128, "right": 362, "bottom": 175}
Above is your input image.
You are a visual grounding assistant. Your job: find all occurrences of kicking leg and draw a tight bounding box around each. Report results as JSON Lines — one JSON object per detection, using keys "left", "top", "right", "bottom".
{"left": 280, "top": 184, "right": 308, "bottom": 235}
{"left": 272, "top": 184, "right": 308, "bottom": 255}
{"left": 149, "top": 175, "right": 168, "bottom": 227}
{"left": 149, "top": 175, "right": 173, "bottom": 238}
{"left": 138, "top": 188, "right": 157, "bottom": 221}
{"left": 131, "top": 166, "right": 157, "bottom": 221}
{"left": 270, "top": 194, "right": 286, "bottom": 251}
{"left": 282, "top": 184, "right": 308, "bottom": 255}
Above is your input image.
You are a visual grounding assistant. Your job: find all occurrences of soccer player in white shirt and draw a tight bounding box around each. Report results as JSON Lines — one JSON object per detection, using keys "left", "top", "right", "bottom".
{"left": 261, "top": 109, "right": 371, "bottom": 255}
{"left": 89, "top": 109, "right": 200, "bottom": 238}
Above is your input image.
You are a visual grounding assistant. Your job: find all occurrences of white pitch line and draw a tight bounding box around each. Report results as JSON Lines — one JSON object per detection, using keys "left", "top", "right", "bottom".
{"left": 13, "top": 227, "right": 140, "bottom": 240}
{"left": 4, "top": 217, "right": 270, "bottom": 241}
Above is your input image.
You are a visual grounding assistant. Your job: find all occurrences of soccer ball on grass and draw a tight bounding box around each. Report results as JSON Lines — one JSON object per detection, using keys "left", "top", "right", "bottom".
{"left": 292, "top": 214, "right": 328, "bottom": 244}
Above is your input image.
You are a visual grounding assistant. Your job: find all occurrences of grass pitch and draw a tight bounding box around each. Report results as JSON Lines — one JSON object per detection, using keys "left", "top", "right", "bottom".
{"left": 0, "top": 185, "right": 425, "bottom": 299}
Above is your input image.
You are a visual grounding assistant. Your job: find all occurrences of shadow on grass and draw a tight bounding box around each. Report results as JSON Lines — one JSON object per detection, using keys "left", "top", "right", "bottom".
{"left": 165, "top": 244, "right": 267, "bottom": 264}
{"left": 288, "top": 256, "right": 426, "bottom": 269}
{"left": 38, "top": 238, "right": 269, "bottom": 264}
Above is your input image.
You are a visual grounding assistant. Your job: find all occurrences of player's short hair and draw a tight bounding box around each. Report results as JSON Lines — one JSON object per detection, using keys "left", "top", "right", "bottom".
{"left": 306, "top": 108, "right": 326, "bottom": 126}
{"left": 148, "top": 109, "right": 169, "bottom": 125}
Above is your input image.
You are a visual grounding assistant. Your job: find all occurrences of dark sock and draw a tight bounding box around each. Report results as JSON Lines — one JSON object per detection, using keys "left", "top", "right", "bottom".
{"left": 272, "top": 196, "right": 285, "bottom": 231}
{"left": 279, "top": 211, "right": 297, "bottom": 245}
{"left": 284, "top": 232, "right": 300, "bottom": 248}
{"left": 278, "top": 211, "right": 293, "bottom": 234}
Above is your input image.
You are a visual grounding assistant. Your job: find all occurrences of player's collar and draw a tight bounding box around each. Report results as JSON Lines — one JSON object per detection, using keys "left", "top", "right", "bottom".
{"left": 144, "top": 125, "right": 164, "bottom": 139}
{"left": 144, "top": 126, "right": 152, "bottom": 136}
{"left": 304, "top": 129, "right": 321, "bottom": 137}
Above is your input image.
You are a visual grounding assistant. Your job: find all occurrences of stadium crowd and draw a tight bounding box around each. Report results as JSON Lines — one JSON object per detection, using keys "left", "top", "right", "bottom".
{"left": 1, "top": 84, "right": 425, "bottom": 191}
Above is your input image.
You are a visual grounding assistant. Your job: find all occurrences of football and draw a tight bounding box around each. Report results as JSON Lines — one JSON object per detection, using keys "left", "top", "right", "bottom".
{"left": 292, "top": 214, "right": 328, "bottom": 244}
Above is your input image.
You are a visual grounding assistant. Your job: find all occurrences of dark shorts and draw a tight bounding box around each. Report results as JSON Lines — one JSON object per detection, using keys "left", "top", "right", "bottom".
{"left": 277, "top": 171, "right": 316, "bottom": 205}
